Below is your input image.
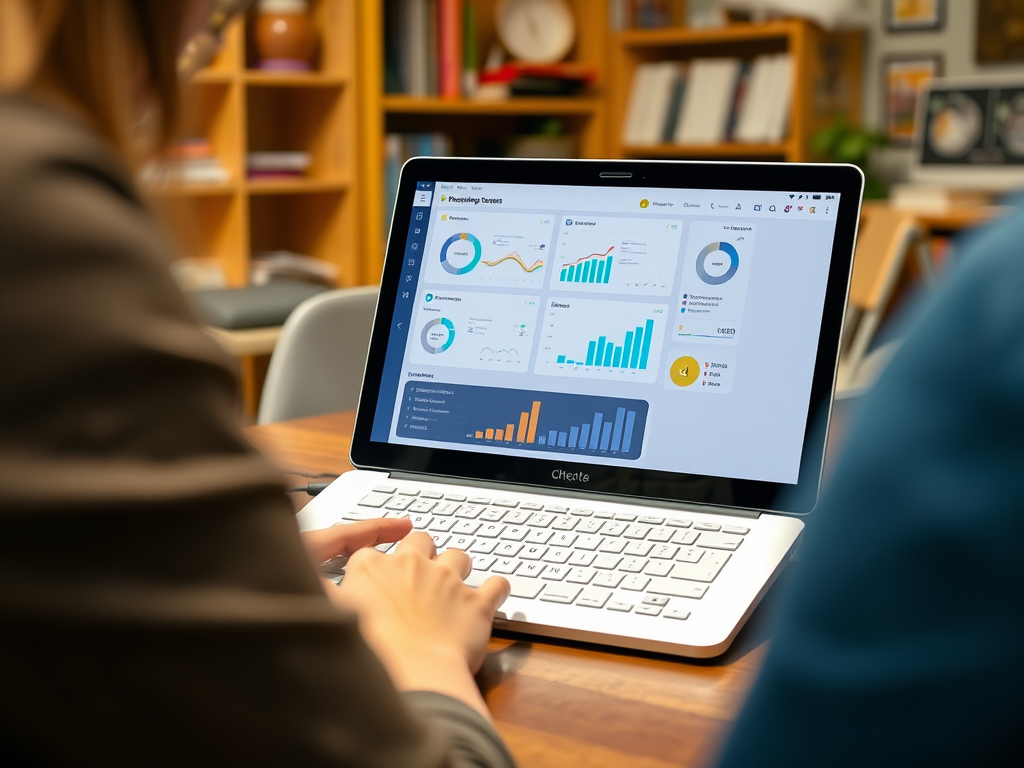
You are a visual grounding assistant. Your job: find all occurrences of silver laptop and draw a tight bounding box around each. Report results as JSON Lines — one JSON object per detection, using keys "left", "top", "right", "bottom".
{"left": 298, "top": 158, "right": 863, "bottom": 658}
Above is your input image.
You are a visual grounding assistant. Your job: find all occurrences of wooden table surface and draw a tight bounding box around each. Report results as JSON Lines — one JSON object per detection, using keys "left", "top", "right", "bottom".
{"left": 246, "top": 411, "right": 789, "bottom": 768}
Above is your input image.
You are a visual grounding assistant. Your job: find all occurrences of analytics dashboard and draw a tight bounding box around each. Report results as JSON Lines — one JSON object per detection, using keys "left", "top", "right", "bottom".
{"left": 371, "top": 181, "right": 841, "bottom": 485}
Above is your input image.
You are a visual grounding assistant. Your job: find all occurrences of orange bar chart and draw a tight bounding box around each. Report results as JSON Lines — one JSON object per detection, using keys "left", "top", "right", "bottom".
{"left": 472, "top": 401, "right": 541, "bottom": 443}
{"left": 526, "top": 401, "right": 541, "bottom": 443}
{"left": 505, "top": 423, "right": 515, "bottom": 442}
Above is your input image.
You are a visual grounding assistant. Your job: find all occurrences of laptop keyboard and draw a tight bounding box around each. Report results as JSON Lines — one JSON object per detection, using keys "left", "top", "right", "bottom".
{"left": 320, "top": 483, "right": 750, "bottom": 620}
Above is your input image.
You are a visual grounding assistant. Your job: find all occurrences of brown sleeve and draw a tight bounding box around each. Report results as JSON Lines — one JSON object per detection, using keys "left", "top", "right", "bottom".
{"left": 0, "top": 98, "right": 513, "bottom": 768}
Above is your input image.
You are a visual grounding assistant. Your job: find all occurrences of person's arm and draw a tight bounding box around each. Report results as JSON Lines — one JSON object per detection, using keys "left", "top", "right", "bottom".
{"left": 0, "top": 101, "right": 513, "bottom": 768}
{"left": 715, "top": 212, "right": 1024, "bottom": 767}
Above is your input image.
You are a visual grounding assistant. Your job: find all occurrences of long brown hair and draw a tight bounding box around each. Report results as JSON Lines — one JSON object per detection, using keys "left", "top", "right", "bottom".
{"left": 0, "top": 0, "right": 189, "bottom": 164}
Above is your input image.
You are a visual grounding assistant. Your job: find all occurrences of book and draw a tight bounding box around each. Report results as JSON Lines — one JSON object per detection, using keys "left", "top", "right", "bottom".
{"left": 633, "top": 62, "right": 680, "bottom": 146}
{"left": 675, "top": 58, "right": 741, "bottom": 145}
{"left": 438, "top": 0, "right": 462, "bottom": 99}
{"left": 661, "top": 67, "right": 688, "bottom": 143}
{"left": 622, "top": 64, "right": 656, "bottom": 145}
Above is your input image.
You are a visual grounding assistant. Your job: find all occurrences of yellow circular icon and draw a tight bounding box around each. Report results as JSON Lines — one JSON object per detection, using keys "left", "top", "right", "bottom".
{"left": 670, "top": 356, "right": 700, "bottom": 387}
{"left": 639, "top": 198, "right": 650, "bottom": 208}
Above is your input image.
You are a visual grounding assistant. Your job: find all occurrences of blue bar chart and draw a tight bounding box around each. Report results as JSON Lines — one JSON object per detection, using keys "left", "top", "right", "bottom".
{"left": 535, "top": 297, "right": 666, "bottom": 383}
{"left": 559, "top": 248, "right": 614, "bottom": 284}
{"left": 397, "top": 381, "right": 648, "bottom": 460}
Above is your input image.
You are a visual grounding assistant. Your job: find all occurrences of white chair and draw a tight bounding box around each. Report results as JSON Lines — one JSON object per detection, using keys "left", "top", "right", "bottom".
{"left": 257, "top": 286, "right": 379, "bottom": 424}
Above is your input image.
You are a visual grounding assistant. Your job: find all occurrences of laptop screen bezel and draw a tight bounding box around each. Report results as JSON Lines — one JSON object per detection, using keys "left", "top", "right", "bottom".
{"left": 350, "top": 158, "right": 863, "bottom": 515}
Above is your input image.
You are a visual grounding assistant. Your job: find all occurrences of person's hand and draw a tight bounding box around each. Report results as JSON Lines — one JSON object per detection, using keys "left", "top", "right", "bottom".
{"left": 332, "top": 531, "right": 511, "bottom": 719}
{"left": 301, "top": 516, "right": 413, "bottom": 566}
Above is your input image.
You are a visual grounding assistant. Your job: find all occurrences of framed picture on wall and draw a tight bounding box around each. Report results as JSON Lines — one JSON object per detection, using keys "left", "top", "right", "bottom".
{"left": 882, "top": 54, "right": 943, "bottom": 144}
{"left": 885, "top": 0, "right": 946, "bottom": 32}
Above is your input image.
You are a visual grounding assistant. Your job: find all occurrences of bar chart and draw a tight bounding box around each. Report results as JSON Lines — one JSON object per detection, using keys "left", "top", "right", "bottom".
{"left": 396, "top": 382, "right": 648, "bottom": 460}
{"left": 558, "top": 247, "right": 614, "bottom": 284}
{"left": 536, "top": 297, "right": 667, "bottom": 383}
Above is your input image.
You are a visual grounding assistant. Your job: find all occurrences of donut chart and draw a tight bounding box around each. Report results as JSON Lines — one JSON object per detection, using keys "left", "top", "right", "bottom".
{"left": 440, "top": 232, "right": 482, "bottom": 275}
{"left": 695, "top": 241, "right": 739, "bottom": 285}
{"left": 420, "top": 317, "right": 455, "bottom": 354}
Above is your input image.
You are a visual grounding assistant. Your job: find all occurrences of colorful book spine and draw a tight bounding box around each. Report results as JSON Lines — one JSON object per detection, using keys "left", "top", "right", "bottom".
{"left": 438, "top": 0, "right": 463, "bottom": 100}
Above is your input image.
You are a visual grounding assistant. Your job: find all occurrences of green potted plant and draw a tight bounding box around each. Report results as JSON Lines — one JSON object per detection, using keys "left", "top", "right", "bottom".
{"left": 812, "top": 120, "right": 890, "bottom": 199}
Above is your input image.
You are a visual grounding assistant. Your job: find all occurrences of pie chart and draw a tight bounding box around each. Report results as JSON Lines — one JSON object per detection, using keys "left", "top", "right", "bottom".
{"left": 440, "top": 232, "right": 482, "bottom": 275}
{"left": 695, "top": 241, "right": 739, "bottom": 285}
{"left": 420, "top": 317, "right": 455, "bottom": 354}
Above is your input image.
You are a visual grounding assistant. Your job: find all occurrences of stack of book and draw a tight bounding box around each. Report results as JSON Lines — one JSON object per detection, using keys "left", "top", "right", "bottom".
{"left": 250, "top": 250, "right": 339, "bottom": 286}
{"left": 142, "top": 138, "right": 230, "bottom": 185}
{"left": 384, "top": 133, "right": 453, "bottom": 234}
{"left": 246, "top": 152, "right": 311, "bottom": 181}
{"left": 384, "top": 0, "right": 478, "bottom": 98}
{"left": 622, "top": 54, "right": 793, "bottom": 147}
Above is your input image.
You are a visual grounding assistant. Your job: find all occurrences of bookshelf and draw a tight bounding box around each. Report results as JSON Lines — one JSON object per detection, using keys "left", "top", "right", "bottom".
{"left": 608, "top": 19, "right": 863, "bottom": 162}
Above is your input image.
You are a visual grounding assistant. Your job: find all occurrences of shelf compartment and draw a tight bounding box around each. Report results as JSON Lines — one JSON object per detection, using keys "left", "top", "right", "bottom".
{"left": 619, "top": 20, "right": 801, "bottom": 48}
{"left": 247, "top": 178, "right": 349, "bottom": 195}
{"left": 244, "top": 71, "right": 346, "bottom": 88}
{"left": 382, "top": 96, "right": 601, "bottom": 115}
{"left": 622, "top": 142, "right": 792, "bottom": 158}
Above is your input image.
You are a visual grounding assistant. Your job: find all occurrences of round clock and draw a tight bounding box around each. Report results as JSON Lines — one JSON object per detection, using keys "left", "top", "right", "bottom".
{"left": 495, "top": 0, "right": 576, "bottom": 64}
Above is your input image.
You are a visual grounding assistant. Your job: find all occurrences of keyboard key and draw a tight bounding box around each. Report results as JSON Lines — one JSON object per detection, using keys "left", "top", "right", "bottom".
{"left": 551, "top": 532, "right": 578, "bottom": 548}
{"left": 671, "top": 530, "right": 700, "bottom": 546}
{"left": 540, "top": 584, "right": 581, "bottom": 604}
{"left": 624, "top": 525, "right": 652, "bottom": 540}
{"left": 519, "top": 545, "right": 548, "bottom": 561}
{"left": 644, "top": 560, "right": 674, "bottom": 577}
{"left": 618, "top": 557, "right": 647, "bottom": 573}
{"left": 593, "top": 554, "right": 622, "bottom": 570}
{"left": 642, "top": 595, "right": 669, "bottom": 606}
{"left": 723, "top": 525, "right": 750, "bottom": 535}
{"left": 542, "top": 548, "right": 572, "bottom": 564}
{"left": 501, "top": 526, "right": 529, "bottom": 542}
{"left": 492, "top": 558, "right": 520, "bottom": 575}
{"left": 503, "top": 510, "right": 532, "bottom": 525}
{"left": 624, "top": 541, "right": 653, "bottom": 557}
{"left": 397, "top": 488, "right": 419, "bottom": 497}
{"left": 444, "top": 493, "right": 467, "bottom": 502}
{"left": 525, "top": 528, "right": 554, "bottom": 545}
{"left": 576, "top": 587, "right": 612, "bottom": 608}
{"left": 664, "top": 609, "right": 691, "bottom": 620}
{"left": 494, "top": 542, "right": 523, "bottom": 557}
{"left": 320, "top": 556, "right": 347, "bottom": 575}
{"left": 567, "top": 551, "right": 596, "bottom": 567}
{"left": 671, "top": 552, "right": 731, "bottom": 583}
{"left": 594, "top": 510, "right": 615, "bottom": 519}
{"left": 372, "top": 485, "right": 397, "bottom": 494}
{"left": 452, "top": 520, "right": 481, "bottom": 535}
{"left": 456, "top": 504, "right": 485, "bottom": 518}
{"left": 541, "top": 564, "right": 569, "bottom": 581}
{"left": 635, "top": 605, "right": 662, "bottom": 616}
{"left": 520, "top": 502, "right": 544, "bottom": 511}
{"left": 606, "top": 601, "right": 633, "bottom": 612}
{"left": 601, "top": 521, "right": 628, "bottom": 537}
{"left": 651, "top": 544, "right": 678, "bottom": 560}
{"left": 448, "top": 536, "right": 475, "bottom": 550}
{"left": 409, "top": 514, "right": 433, "bottom": 529}
{"left": 507, "top": 576, "right": 545, "bottom": 599}
{"left": 565, "top": 567, "right": 594, "bottom": 584}
{"left": 468, "top": 496, "right": 492, "bottom": 505}
{"left": 576, "top": 519, "right": 605, "bottom": 534}
{"left": 479, "top": 508, "right": 506, "bottom": 522}
{"left": 478, "top": 523, "right": 505, "bottom": 538}
{"left": 696, "top": 532, "right": 744, "bottom": 551}
{"left": 648, "top": 527, "right": 673, "bottom": 543}
{"left": 493, "top": 499, "right": 519, "bottom": 508}
{"left": 430, "top": 517, "right": 456, "bottom": 532}
{"left": 676, "top": 547, "right": 704, "bottom": 563}
{"left": 519, "top": 562, "right": 546, "bottom": 578}
{"left": 433, "top": 502, "right": 461, "bottom": 516}
{"left": 545, "top": 505, "right": 570, "bottom": 514}
{"left": 472, "top": 555, "right": 496, "bottom": 571}
{"left": 409, "top": 499, "right": 438, "bottom": 513}
{"left": 647, "top": 578, "right": 708, "bottom": 599}
{"left": 667, "top": 518, "right": 693, "bottom": 528}
{"left": 592, "top": 571, "right": 625, "bottom": 589}
{"left": 695, "top": 522, "right": 721, "bottom": 532}
{"left": 358, "top": 492, "right": 391, "bottom": 508}
{"left": 620, "top": 575, "right": 650, "bottom": 591}
{"left": 470, "top": 540, "right": 497, "bottom": 554}
{"left": 637, "top": 515, "right": 665, "bottom": 525}
{"left": 552, "top": 516, "right": 578, "bottom": 531}
{"left": 597, "top": 538, "right": 627, "bottom": 554}
{"left": 574, "top": 534, "right": 603, "bottom": 551}
{"left": 341, "top": 510, "right": 384, "bottom": 522}
{"left": 420, "top": 490, "right": 444, "bottom": 499}
{"left": 570, "top": 508, "right": 594, "bottom": 517}
{"left": 430, "top": 533, "right": 450, "bottom": 548}
{"left": 528, "top": 512, "right": 556, "bottom": 528}
{"left": 614, "top": 512, "right": 637, "bottom": 522}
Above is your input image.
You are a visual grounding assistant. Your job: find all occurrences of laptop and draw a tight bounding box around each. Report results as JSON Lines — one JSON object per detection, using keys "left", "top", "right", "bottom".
{"left": 298, "top": 158, "right": 864, "bottom": 658}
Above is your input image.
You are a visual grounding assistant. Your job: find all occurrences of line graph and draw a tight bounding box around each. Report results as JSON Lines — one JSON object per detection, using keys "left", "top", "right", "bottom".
{"left": 559, "top": 246, "right": 614, "bottom": 284}
{"left": 482, "top": 252, "right": 545, "bottom": 273}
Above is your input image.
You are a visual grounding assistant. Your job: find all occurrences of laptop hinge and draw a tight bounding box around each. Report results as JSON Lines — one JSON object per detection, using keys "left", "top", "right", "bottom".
{"left": 386, "top": 471, "right": 764, "bottom": 519}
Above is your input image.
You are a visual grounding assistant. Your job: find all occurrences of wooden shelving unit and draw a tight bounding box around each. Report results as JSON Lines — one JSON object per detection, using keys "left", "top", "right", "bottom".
{"left": 607, "top": 19, "right": 863, "bottom": 162}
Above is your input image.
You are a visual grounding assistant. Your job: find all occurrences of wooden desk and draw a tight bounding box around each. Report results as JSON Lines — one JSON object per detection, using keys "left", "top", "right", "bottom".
{"left": 246, "top": 411, "right": 784, "bottom": 768}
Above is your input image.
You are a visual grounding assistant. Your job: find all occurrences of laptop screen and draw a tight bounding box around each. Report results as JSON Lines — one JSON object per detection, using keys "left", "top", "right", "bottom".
{"left": 366, "top": 176, "right": 843, "bottom": 489}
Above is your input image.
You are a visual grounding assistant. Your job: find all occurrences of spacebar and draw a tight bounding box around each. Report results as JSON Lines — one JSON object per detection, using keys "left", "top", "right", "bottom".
{"left": 647, "top": 578, "right": 709, "bottom": 599}
{"left": 464, "top": 571, "right": 543, "bottom": 599}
